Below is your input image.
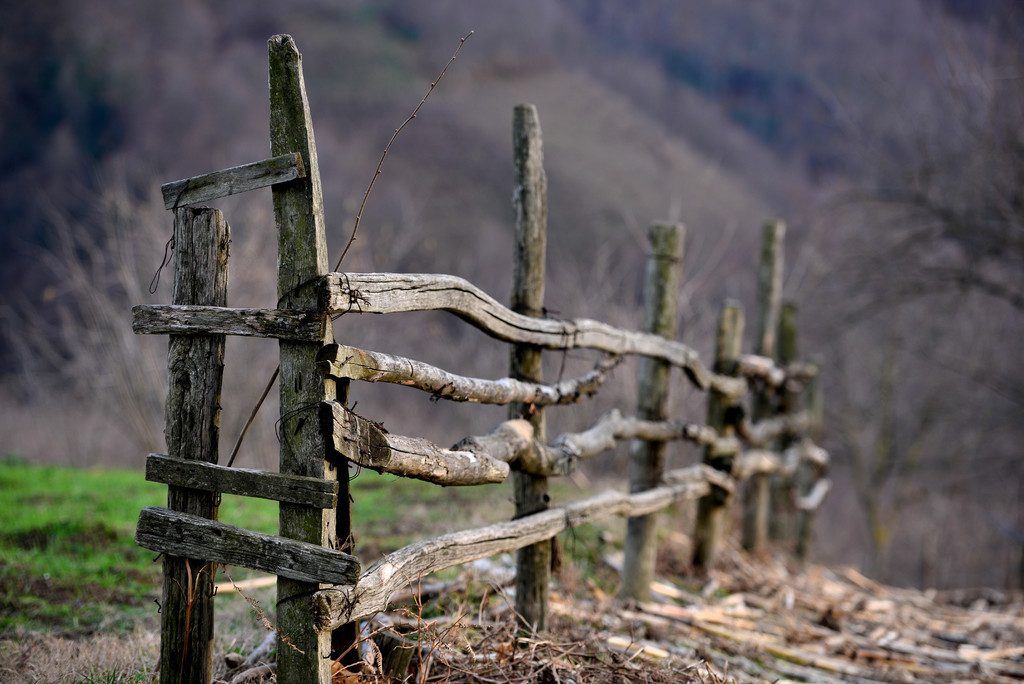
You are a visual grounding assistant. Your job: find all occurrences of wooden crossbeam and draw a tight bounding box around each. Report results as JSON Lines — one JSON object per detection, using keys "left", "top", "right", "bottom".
{"left": 321, "top": 272, "right": 749, "bottom": 399}
{"left": 135, "top": 507, "right": 359, "bottom": 585}
{"left": 317, "top": 343, "right": 620, "bottom": 406}
{"left": 161, "top": 152, "right": 305, "bottom": 209}
{"left": 145, "top": 454, "right": 338, "bottom": 509}
{"left": 320, "top": 400, "right": 510, "bottom": 486}
{"left": 131, "top": 304, "right": 323, "bottom": 341}
{"left": 312, "top": 467, "right": 714, "bottom": 631}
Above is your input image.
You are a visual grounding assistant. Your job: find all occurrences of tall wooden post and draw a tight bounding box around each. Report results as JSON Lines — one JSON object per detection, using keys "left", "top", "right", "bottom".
{"left": 509, "top": 103, "right": 550, "bottom": 632}
{"left": 771, "top": 301, "right": 801, "bottom": 544}
{"left": 693, "top": 301, "right": 744, "bottom": 570}
{"left": 269, "top": 35, "right": 341, "bottom": 683}
{"left": 793, "top": 315, "right": 822, "bottom": 559}
{"left": 621, "top": 222, "right": 685, "bottom": 601}
{"left": 159, "top": 206, "right": 229, "bottom": 684}
{"left": 742, "top": 220, "right": 784, "bottom": 551}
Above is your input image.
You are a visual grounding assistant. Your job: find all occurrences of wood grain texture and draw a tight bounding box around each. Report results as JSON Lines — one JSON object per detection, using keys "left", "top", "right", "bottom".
{"left": 136, "top": 507, "right": 359, "bottom": 585}
{"left": 321, "top": 400, "right": 510, "bottom": 486}
{"left": 132, "top": 304, "right": 324, "bottom": 341}
{"left": 317, "top": 343, "right": 621, "bottom": 406}
{"left": 322, "top": 273, "right": 748, "bottom": 400}
{"left": 158, "top": 206, "right": 228, "bottom": 684}
{"left": 508, "top": 103, "right": 551, "bottom": 632}
{"left": 145, "top": 454, "right": 338, "bottom": 508}
{"left": 269, "top": 33, "right": 338, "bottom": 682}
{"left": 161, "top": 152, "right": 305, "bottom": 209}
{"left": 312, "top": 466, "right": 714, "bottom": 631}
{"left": 623, "top": 222, "right": 684, "bottom": 602}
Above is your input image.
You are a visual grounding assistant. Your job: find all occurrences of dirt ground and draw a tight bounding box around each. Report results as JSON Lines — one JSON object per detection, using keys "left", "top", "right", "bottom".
{"left": 2, "top": 547, "right": 1023, "bottom": 683}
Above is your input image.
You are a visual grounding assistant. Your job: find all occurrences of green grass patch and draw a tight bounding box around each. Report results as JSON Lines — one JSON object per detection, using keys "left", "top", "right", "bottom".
{"left": 1, "top": 459, "right": 609, "bottom": 638}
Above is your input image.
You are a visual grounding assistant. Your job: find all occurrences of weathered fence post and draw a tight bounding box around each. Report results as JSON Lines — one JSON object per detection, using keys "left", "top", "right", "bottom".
{"left": 771, "top": 301, "right": 800, "bottom": 544}
{"left": 795, "top": 333, "right": 824, "bottom": 560}
{"left": 509, "top": 103, "right": 550, "bottom": 632}
{"left": 621, "top": 222, "right": 685, "bottom": 601}
{"left": 693, "top": 301, "right": 744, "bottom": 570}
{"left": 269, "top": 35, "right": 341, "bottom": 683}
{"left": 742, "top": 220, "right": 784, "bottom": 551}
{"left": 159, "top": 206, "right": 229, "bottom": 684}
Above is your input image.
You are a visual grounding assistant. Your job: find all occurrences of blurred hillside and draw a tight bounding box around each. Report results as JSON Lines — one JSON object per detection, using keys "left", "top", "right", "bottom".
{"left": 1, "top": 0, "right": 1021, "bottom": 591}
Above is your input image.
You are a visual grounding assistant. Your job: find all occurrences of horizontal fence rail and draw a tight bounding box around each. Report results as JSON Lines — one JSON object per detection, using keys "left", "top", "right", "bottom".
{"left": 312, "top": 464, "right": 724, "bottom": 631}
{"left": 322, "top": 272, "right": 751, "bottom": 398}
{"left": 318, "top": 343, "right": 623, "bottom": 405}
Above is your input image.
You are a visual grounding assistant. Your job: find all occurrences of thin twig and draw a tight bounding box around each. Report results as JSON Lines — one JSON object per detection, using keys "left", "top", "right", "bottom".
{"left": 226, "top": 365, "right": 279, "bottom": 468}
{"left": 333, "top": 30, "right": 474, "bottom": 272}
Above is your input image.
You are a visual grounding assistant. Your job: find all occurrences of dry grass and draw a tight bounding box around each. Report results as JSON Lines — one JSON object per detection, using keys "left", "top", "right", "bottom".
{"left": 0, "top": 626, "right": 158, "bottom": 683}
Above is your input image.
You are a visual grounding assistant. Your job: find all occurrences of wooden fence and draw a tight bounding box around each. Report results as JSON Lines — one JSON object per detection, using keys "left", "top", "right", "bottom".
{"left": 131, "top": 35, "right": 830, "bottom": 684}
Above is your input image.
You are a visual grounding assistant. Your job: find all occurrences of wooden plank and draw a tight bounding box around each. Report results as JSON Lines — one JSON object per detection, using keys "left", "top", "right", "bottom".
{"left": 269, "top": 33, "right": 340, "bottom": 682}
{"left": 136, "top": 507, "right": 359, "bottom": 585}
{"left": 145, "top": 454, "right": 337, "bottom": 509}
{"left": 132, "top": 304, "right": 323, "bottom": 341}
{"left": 321, "top": 273, "right": 748, "bottom": 399}
{"left": 623, "top": 222, "right": 685, "bottom": 602}
{"left": 161, "top": 152, "right": 305, "bottom": 209}
{"left": 158, "top": 206, "right": 229, "bottom": 684}
{"left": 320, "top": 400, "right": 510, "bottom": 485}
{"left": 317, "top": 343, "right": 621, "bottom": 406}
{"left": 312, "top": 467, "right": 715, "bottom": 631}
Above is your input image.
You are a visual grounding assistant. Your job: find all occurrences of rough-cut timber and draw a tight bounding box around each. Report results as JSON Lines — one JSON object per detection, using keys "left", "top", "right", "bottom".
{"left": 268, "top": 34, "right": 339, "bottom": 682}
{"left": 136, "top": 507, "right": 359, "bottom": 585}
{"left": 161, "top": 152, "right": 305, "bottom": 209}
{"left": 312, "top": 466, "right": 714, "bottom": 631}
{"left": 623, "top": 221, "right": 685, "bottom": 602}
{"left": 317, "top": 343, "right": 621, "bottom": 405}
{"left": 321, "top": 401, "right": 510, "bottom": 485}
{"left": 321, "top": 273, "right": 748, "bottom": 399}
{"left": 132, "top": 304, "right": 323, "bottom": 341}
{"left": 158, "top": 206, "right": 228, "bottom": 684}
{"left": 509, "top": 104, "right": 550, "bottom": 633}
{"left": 145, "top": 454, "right": 337, "bottom": 509}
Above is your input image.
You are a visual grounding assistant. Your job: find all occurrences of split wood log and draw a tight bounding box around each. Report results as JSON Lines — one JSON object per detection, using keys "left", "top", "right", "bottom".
{"left": 132, "top": 304, "right": 324, "bottom": 341}
{"left": 317, "top": 343, "right": 621, "bottom": 405}
{"left": 136, "top": 507, "right": 360, "bottom": 585}
{"left": 145, "top": 453, "right": 337, "bottom": 508}
{"left": 320, "top": 272, "right": 748, "bottom": 399}
{"left": 161, "top": 152, "right": 305, "bottom": 209}
{"left": 321, "top": 400, "right": 510, "bottom": 485}
{"left": 312, "top": 468, "right": 714, "bottom": 631}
